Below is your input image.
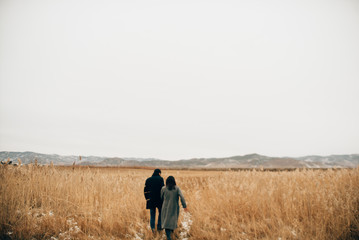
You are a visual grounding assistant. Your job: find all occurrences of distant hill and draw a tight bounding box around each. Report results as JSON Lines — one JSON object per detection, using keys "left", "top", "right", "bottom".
{"left": 0, "top": 151, "right": 358, "bottom": 168}
{"left": 0, "top": 151, "right": 105, "bottom": 165}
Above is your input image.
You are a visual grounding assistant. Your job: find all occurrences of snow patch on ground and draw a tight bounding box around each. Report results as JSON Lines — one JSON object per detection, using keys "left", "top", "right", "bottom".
{"left": 58, "top": 217, "right": 82, "bottom": 240}
{"left": 133, "top": 232, "right": 144, "bottom": 240}
{"left": 179, "top": 211, "right": 192, "bottom": 240}
{"left": 131, "top": 211, "right": 193, "bottom": 240}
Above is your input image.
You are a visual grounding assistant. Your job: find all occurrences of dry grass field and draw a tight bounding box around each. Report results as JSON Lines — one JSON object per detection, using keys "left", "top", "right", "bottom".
{"left": 1, "top": 165, "right": 358, "bottom": 240}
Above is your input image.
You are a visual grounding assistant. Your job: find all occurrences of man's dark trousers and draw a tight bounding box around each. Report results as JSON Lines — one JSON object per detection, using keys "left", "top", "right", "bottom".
{"left": 150, "top": 206, "right": 162, "bottom": 230}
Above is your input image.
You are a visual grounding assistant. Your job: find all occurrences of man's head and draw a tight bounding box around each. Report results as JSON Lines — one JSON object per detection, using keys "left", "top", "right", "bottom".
{"left": 153, "top": 169, "right": 161, "bottom": 176}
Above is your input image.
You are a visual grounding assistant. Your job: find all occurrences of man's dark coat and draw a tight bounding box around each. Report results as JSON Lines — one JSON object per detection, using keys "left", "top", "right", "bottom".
{"left": 144, "top": 173, "right": 164, "bottom": 209}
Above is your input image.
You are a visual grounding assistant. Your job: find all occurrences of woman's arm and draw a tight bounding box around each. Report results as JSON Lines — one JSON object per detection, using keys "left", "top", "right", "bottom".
{"left": 178, "top": 187, "right": 187, "bottom": 209}
{"left": 161, "top": 186, "right": 165, "bottom": 201}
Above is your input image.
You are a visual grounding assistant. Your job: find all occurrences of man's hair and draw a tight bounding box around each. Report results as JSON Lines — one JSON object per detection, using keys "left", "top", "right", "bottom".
{"left": 166, "top": 176, "right": 176, "bottom": 190}
{"left": 153, "top": 169, "right": 161, "bottom": 176}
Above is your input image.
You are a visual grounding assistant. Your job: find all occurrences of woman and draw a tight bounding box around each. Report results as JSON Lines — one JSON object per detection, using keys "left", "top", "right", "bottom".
{"left": 161, "top": 176, "right": 188, "bottom": 240}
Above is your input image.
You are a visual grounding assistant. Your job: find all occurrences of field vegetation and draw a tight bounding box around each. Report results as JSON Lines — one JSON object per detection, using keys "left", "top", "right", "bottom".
{"left": 1, "top": 165, "right": 358, "bottom": 239}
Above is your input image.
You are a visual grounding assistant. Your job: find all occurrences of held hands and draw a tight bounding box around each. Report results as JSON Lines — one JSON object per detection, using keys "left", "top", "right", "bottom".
{"left": 184, "top": 207, "right": 189, "bottom": 212}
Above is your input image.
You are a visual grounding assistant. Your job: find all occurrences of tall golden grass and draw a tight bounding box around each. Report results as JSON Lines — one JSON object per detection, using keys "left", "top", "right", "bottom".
{"left": 0, "top": 165, "right": 358, "bottom": 239}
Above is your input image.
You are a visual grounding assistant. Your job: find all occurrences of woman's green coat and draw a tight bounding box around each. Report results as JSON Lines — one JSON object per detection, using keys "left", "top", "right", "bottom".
{"left": 161, "top": 186, "right": 187, "bottom": 230}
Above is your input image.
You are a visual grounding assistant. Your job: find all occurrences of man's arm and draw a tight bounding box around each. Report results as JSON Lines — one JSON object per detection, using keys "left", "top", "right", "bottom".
{"left": 144, "top": 178, "right": 150, "bottom": 200}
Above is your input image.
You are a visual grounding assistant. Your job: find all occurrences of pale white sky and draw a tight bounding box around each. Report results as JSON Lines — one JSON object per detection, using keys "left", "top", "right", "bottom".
{"left": 0, "top": 0, "right": 358, "bottom": 160}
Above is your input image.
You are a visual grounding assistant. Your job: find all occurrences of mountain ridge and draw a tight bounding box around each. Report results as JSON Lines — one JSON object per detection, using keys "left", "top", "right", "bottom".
{"left": 1, "top": 151, "right": 358, "bottom": 168}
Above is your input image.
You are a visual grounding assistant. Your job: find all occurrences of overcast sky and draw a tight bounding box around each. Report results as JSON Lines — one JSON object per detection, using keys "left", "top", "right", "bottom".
{"left": 0, "top": 0, "right": 358, "bottom": 160}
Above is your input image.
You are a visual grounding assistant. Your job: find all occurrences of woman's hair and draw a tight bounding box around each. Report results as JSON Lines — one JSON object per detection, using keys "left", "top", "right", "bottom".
{"left": 166, "top": 176, "right": 176, "bottom": 190}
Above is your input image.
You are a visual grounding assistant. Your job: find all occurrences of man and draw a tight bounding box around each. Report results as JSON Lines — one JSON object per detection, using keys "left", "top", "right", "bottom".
{"left": 144, "top": 168, "right": 164, "bottom": 232}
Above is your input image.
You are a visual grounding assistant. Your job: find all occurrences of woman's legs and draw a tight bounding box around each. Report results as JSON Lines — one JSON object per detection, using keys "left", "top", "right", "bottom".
{"left": 165, "top": 229, "right": 173, "bottom": 240}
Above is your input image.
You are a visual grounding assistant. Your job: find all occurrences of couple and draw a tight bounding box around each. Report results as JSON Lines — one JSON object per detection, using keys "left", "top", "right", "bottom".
{"left": 144, "top": 169, "right": 188, "bottom": 240}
